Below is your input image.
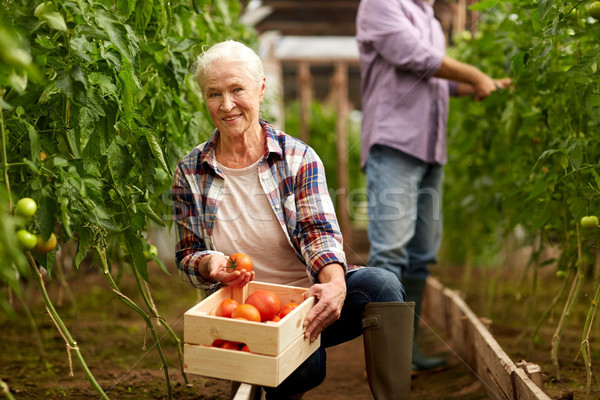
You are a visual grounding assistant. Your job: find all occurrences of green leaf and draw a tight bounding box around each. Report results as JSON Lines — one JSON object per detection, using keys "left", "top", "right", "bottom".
{"left": 135, "top": 0, "right": 153, "bottom": 31}
{"left": 538, "top": 0, "right": 554, "bottom": 20}
{"left": 34, "top": 3, "right": 67, "bottom": 32}
{"left": 145, "top": 130, "right": 169, "bottom": 172}
{"left": 76, "top": 227, "right": 93, "bottom": 268}
{"left": 136, "top": 202, "right": 166, "bottom": 227}
{"left": 107, "top": 137, "right": 133, "bottom": 196}
{"left": 127, "top": 231, "right": 148, "bottom": 281}
{"left": 468, "top": 0, "right": 499, "bottom": 11}
{"left": 567, "top": 140, "right": 584, "bottom": 170}
{"left": 95, "top": 10, "right": 139, "bottom": 67}
{"left": 118, "top": 60, "right": 136, "bottom": 126}
{"left": 117, "top": 0, "right": 137, "bottom": 19}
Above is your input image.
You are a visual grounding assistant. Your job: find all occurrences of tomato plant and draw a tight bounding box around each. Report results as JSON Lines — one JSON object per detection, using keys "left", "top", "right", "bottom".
{"left": 215, "top": 298, "right": 239, "bottom": 318}
{"left": 442, "top": 0, "right": 600, "bottom": 390}
{"left": 0, "top": 0, "right": 257, "bottom": 397}
{"left": 245, "top": 290, "right": 282, "bottom": 322}
{"left": 228, "top": 253, "right": 254, "bottom": 272}
{"left": 231, "top": 304, "right": 261, "bottom": 322}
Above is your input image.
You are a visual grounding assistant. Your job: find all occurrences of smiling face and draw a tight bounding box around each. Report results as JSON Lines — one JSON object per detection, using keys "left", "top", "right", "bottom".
{"left": 201, "top": 60, "right": 266, "bottom": 140}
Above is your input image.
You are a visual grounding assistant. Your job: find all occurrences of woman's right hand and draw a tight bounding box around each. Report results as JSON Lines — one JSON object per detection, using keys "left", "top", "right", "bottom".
{"left": 205, "top": 253, "right": 254, "bottom": 288}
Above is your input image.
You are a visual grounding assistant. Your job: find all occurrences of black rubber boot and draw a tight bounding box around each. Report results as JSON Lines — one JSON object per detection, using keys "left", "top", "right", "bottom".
{"left": 402, "top": 277, "right": 447, "bottom": 373}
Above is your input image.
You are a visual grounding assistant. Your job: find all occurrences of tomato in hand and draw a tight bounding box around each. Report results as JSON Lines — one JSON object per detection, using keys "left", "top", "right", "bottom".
{"left": 245, "top": 290, "right": 282, "bottom": 322}
{"left": 215, "top": 298, "right": 239, "bottom": 318}
{"left": 231, "top": 304, "right": 261, "bottom": 322}
{"left": 228, "top": 253, "right": 253, "bottom": 272}
{"left": 279, "top": 302, "right": 299, "bottom": 319}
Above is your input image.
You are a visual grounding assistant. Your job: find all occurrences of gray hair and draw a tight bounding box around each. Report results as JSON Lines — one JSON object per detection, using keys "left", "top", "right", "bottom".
{"left": 194, "top": 40, "right": 264, "bottom": 91}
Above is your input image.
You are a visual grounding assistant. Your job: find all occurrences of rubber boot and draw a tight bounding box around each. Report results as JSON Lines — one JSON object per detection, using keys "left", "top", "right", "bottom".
{"left": 362, "top": 302, "right": 414, "bottom": 400}
{"left": 402, "top": 277, "right": 446, "bottom": 373}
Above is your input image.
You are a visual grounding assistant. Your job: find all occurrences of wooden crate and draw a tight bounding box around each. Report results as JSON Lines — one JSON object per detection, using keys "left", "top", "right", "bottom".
{"left": 183, "top": 281, "right": 321, "bottom": 387}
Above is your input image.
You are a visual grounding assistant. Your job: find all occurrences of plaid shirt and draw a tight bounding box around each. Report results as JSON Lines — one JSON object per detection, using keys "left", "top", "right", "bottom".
{"left": 172, "top": 120, "right": 350, "bottom": 290}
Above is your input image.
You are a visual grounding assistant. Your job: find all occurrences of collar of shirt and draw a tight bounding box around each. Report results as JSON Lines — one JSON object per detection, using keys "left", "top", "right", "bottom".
{"left": 198, "top": 119, "right": 283, "bottom": 176}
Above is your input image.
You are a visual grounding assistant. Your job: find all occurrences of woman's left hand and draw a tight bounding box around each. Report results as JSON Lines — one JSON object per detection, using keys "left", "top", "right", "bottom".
{"left": 302, "top": 264, "right": 347, "bottom": 343}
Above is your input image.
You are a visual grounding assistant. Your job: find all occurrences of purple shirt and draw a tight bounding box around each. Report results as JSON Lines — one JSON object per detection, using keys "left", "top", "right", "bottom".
{"left": 356, "top": 0, "right": 452, "bottom": 167}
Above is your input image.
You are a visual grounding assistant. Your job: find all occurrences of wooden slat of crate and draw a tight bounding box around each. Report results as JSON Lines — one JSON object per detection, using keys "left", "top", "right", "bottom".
{"left": 184, "top": 282, "right": 315, "bottom": 356}
{"left": 184, "top": 333, "right": 321, "bottom": 387}
{"left": 513, "top": 368, "right": 552, "bottom": 400}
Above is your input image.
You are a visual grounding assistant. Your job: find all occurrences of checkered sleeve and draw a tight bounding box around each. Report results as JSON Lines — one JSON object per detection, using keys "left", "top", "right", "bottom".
{"left": 171, "top": 156, "right": 221, "bottom": 291}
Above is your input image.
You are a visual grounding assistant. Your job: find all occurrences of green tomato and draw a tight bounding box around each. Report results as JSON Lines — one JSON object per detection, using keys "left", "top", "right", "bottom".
{"left": 590, "top": 1, "right": 600, "bottom": 19}
{"left": 144, "top": 244, "right": 158, "bottom": 261}
{"left": 555, "top": 270, "right": 566, "bottom": 280}
{"left": 17, "top": 229, "right": 38, "bottom": 250}
{"left": 580, "top": 215, "right": 599, "bottom": 229}
{"left": 15, "top": 197, "right": 38, "bottom": 218}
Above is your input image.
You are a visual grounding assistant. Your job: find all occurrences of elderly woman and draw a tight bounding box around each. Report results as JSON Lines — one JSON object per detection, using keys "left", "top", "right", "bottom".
{"left": 172, "top": 40, "right": 413, "bottom": 400}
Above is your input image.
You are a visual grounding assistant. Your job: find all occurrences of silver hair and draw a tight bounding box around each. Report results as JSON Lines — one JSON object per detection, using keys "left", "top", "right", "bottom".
{"left": 193, "top": 40, "right": 264, "bottom": 91}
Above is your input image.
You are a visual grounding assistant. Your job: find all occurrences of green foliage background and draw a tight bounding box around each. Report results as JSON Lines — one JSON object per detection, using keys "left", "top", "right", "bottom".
{"left": 442, "top": 0, "right": 600, "bottom": 273}
{"left": 0, "top": 0, "right": 256, "bottom": 286}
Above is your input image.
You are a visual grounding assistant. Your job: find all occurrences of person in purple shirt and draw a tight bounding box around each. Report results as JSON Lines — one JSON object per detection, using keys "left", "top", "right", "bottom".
{"left": 356, "top": 0, "right": 511, "bottom": 374}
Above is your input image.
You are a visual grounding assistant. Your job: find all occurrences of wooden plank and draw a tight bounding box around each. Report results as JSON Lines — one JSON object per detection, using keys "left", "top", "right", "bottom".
{"left": 297, "top": 62, "right": 312, "bottom": 144}
{"left": 331, "top": 62, "right": 353, "bottom": 244}
{"left": 513, "top": 368, "right": 552, "bottom": 400}
{"left": 475, "top": 351, "right": 510, "bottom": 400}
{"left": 444, "top": 288, "right": 466, "bottom": 358}
{"left": 423, "top": 277, "right": 446, "bottom": 330}
{"left": 442, "top": 282, "right": 552, "bottom": 400}
{"left": 447, "top": 289, "right": 515, "bottom": 399}
{"left": 515, "top": 361, "right": 543, "bottom": 390}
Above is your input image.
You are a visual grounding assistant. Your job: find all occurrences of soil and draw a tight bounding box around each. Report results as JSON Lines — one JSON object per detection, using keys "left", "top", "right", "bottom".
{"left": 1, "top": 240, "right": 598, "bottom": 400}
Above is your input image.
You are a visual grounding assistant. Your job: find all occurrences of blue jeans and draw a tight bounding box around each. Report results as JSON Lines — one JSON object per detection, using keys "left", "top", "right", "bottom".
{"left": 366, "top": 145, "right": 443, "bottom": 281}
{"left": 263, "top": 267, "right": 404, "bottom": 399}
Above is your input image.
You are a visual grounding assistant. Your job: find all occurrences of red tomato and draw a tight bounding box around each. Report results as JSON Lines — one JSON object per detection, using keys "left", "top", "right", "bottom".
{"left": 228, "top": 253, "right": 253, "bottom": 272}
{"left": 240, "top": 344, "right": 251, "bottom": 352}
{"left": 245, "top": 290, "right": 282, "bottom": 322}
{"left": 215, "top": 298, "right": 239, "bottom": 318}
{"left": 221, "top": 341, "right": 243, "bottom": 351}
{"left": 279, "top": 302, "right": 299, "bottom": 319}
{"left": 231, "top": 304, "right": 261, "bottom": 322}
{"left": 270, "top": 315, "right": 281, "bottom": 322}
{"left": 211, "top": 339, "right": 226, "bottom": 347}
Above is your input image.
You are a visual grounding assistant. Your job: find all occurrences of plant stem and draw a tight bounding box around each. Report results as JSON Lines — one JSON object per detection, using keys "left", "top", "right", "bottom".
{"left": 579, "top": 280, "right": 600, "bottom": 397}
{"left": 1, "top": 378, "right": 16, "bottom": 400}
{"left": 27, "top": 253, "right": 109, "bottom": 399}
{"left": 132, "top": 266, "right": 188, "bottom": 384}
{"left": 550, "top": 224, "right": 584, "bottom": 380}
{"left": 11, "top": 278, "right": 46, "bottom": 358}
{"left": 0, "top": 88, "right": 12, "bottom": 208}
{"left": 95, "top": 245, "right": 173, "bottom": 399}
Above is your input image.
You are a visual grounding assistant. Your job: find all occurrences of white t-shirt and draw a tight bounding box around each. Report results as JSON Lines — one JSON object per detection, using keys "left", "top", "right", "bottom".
{"left": 212, "top": 159, "right": 311, "bottom": 287}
